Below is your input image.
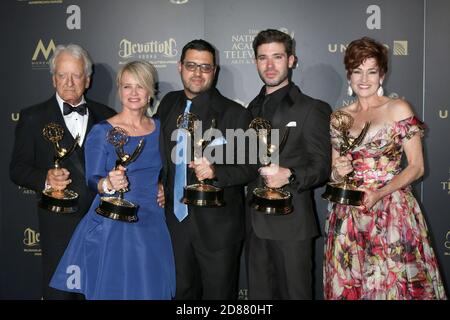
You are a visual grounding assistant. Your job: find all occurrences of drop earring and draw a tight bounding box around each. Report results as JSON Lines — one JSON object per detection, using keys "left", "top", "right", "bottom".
{"left": 347, "top": 83, "right": 353, "bottom": 97}
{"left": 377, "top": 82, "right": 384, "bottom": 96}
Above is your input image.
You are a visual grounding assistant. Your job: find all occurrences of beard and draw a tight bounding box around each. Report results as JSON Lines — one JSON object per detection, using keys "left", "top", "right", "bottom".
{"left": 181, "top": 76, "right": 212, "bottom": 97}
{"left": 259, "top": 69, "right": 289, "bottom": 88}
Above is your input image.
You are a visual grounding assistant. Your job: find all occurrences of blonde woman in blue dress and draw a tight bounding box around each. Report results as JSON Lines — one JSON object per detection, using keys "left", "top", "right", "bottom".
{"left": 50, "top": 61, "right": 175, "bottom": 299}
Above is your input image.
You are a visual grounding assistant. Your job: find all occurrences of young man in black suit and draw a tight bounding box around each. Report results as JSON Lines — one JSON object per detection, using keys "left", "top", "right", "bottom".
{"left": 9, "top": 44, "right": 116, "bottom": 299}
{"left": 157, "top": 39, "right": 257, "bottom": 299}
{"left": 246, "top": 29, "right": 332, "bottom": 299}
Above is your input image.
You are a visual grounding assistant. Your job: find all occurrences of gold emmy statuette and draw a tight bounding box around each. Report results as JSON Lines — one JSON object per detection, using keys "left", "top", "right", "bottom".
{"left": 178, "top": 113, "right": 225, "bottom": 207}
{"left": 39, "top": 123, "right": 80, "bottom": 213}
{"left": 321, "top": 110, "right": 370, "bottom": 206}
{"left": 95, "top": 127, "right": 145, "bottom": 222}
{"left": 250, "top": 117, "right": 293, "bottom": 215}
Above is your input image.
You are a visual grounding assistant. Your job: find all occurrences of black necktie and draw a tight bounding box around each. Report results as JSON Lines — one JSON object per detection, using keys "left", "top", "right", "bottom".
{"left": 63, "top": 102, "right": 87, "bottom": 116}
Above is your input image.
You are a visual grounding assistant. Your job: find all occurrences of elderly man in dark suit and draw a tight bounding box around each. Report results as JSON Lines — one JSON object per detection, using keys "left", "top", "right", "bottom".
{"left": 157, "top": 39, "right": 257, "bottom": 299}
{"left": 10, "top": 44, "right": 116, "bottom": 299}
{"left": 246, "top": 29, "right": 332, "bottom": 299}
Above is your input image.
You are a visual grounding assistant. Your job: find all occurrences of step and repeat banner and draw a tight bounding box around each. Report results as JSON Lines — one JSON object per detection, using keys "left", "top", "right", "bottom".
{"left": 1, "top": 0, "right": 448, "bottom": 299}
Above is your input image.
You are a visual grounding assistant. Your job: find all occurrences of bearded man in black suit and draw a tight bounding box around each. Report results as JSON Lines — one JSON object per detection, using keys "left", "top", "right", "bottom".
{"left": 10, "top": 44, "right": 116, "bottom": 299}
{"left": 157, "top": 39, "right": 257, "bottom": 299}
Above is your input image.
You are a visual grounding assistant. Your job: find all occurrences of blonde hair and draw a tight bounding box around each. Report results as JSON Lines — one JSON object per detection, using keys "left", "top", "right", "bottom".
{"left": 116, "top": 60, "right": 157, "bottom": 99}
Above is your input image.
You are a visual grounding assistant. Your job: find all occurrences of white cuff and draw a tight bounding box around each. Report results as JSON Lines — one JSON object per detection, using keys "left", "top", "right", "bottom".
{"left": 44, "top": 180, "right": 52, "bottom": 190}
{"left": 102, "top": 178, "right": 116, "bottom": 195}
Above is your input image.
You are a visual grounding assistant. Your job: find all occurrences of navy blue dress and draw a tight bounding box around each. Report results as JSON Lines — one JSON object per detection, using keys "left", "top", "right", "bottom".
{"left": 50, "top": 119, "right": 175, "bottom": 299}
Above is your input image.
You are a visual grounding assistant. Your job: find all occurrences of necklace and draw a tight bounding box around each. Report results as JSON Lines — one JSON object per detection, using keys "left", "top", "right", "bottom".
{"left": 127, "top": 119, "right": 146, "bottom": 133}
{"left": 122, "top": 114, "right": 149, "bottom": 133}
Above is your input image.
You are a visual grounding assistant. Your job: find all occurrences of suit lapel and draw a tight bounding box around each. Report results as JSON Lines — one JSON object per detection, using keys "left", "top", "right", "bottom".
{"left": 166, "top": 94, "right": 185, "bottom": 155}
{"left": 192, "top": 89, "right": 223, "bottom": 132}
{"left": 187, "top": 89, "right": 222, "bottom": 183}
{"left": 270, "top": 85, "right": 301, "bottom": 149}
{"left": 161, "top": 94, "right": 185, "bottom": 183}
{"left": 271, "top": 93, "right": 292, "bottom": 138}
{"left": 163, "top": 94, "right": 185, "bottom": 133}
{"left": 85, "top": 103, "right": 96, "bottom": 137}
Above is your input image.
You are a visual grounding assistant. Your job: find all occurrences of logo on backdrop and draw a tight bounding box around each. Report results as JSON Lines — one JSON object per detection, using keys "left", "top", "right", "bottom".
{"left": 118, "top": 38, "right": 178, "bottom": 68}
{"left": 31, "top": 39, "right": 56, "bottom": 70}
{"left": 328, "top": 40, "right": 408, "bottom": 56}
{"left": 223, "top": 28, "right": 256, "bottom": 65}
{"left": 23, "top": 228, "right": 41, "bottom": 256}
{"left": 18, "top": 186, "right": 37, "bottom": 195}
{"left": 445, "top": 230, "right": 450, "bottom": 256}
{"left": 238, "top": 288, "right": 248, "bottom": 300}
{"left": 11, "top": 112, "right": 20, "bottom": 122}
{"left": 441, "top": 167, "right": 450, "bottom": 195}
{"left": 439, "top": 109, "right": 448, "bottom": 119}
{"left": 393, "top": 41, "right": 408, "bottom": 56}
{"left": 223, "top": 27, "right": 294, "bottom": 65}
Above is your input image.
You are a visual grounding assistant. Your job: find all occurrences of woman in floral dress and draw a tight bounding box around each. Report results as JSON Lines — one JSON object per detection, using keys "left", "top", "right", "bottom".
{"left": 323, "top": 37, "right": 447, "bottom": 300}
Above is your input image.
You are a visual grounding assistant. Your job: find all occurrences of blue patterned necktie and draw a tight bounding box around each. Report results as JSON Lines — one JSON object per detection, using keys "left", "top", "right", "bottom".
{"left": 173, "top": 100, "right": 192, "bottom": 221}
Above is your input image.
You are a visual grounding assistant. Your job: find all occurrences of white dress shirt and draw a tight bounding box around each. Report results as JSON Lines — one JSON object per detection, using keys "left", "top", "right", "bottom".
{"left": 56, "top": 93, "right": 89, "bottom": 146}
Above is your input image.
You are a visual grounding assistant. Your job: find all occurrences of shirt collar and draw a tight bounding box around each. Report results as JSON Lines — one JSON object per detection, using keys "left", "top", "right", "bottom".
{"left": 56, "top": 92, "right": 87, "bottom": 115}
{"left": 264, "top": 81, "right": 292, "bottom": 105}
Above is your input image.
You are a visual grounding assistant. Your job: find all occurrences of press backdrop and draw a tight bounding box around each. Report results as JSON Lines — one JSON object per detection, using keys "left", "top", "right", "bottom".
{"left": 1, "top": 0, "right": 448, "bottom": 299}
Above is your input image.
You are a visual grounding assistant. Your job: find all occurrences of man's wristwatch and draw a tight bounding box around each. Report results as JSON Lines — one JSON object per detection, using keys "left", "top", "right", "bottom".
{"left": 288, "top": 168, "right": 296, "bottom": 184}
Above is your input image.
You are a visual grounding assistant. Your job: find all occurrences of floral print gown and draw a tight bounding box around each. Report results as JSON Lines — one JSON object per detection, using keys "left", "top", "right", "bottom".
{"left": 323, "top": 115, "right": 447, "bottom": 300}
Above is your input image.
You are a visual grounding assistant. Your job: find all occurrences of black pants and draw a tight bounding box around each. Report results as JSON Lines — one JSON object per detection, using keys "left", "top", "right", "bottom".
{"left": 168, "top": 216, "right": 242, "bottom": 300}
{"left": 246, "top": 229, "right": 313, "bottom": 299}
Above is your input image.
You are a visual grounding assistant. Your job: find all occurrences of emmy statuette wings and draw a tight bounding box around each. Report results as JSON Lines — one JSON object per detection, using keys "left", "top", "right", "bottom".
{"left": 39, "top": 123, "right": 80, "bottom": 214}
{"left": 95, "top": 127, "right": 145, "bottom": 222}
{"left": 249, "top": 117, "right": 293, "bottom": 215}
{"left": 177, "top": 112, "right": 225, "bottom": 208}
{"left": 321, "top": 110, "right": 371, "bottom": 206}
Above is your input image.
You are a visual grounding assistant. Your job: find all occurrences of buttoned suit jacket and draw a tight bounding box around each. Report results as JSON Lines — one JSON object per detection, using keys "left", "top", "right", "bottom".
{"left": 158, "top": 88, "right": 257, "bottom": 251}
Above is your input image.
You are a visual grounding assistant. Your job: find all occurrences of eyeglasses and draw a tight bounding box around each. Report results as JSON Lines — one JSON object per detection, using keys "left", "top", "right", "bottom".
{"left": 183, "top": 61, "right": 215, "bottom": 73}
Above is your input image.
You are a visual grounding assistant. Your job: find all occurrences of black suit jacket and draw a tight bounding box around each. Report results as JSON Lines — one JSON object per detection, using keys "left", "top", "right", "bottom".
{"left": 158, "top": 88, "right": 257, "bottom": 251}
{"left": 247, "top": 84, "right": 332, "bottom": 241}
{"left": 9, "top": 95, "right": 116, "bottom": 282}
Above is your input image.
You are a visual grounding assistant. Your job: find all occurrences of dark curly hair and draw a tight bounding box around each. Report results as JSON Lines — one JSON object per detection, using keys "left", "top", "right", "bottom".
{"left": 252, "top": 29, "right": 294, "bottom": 57}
